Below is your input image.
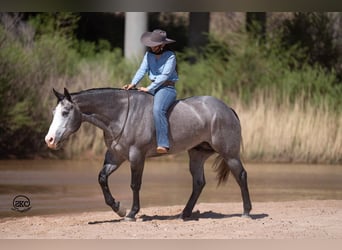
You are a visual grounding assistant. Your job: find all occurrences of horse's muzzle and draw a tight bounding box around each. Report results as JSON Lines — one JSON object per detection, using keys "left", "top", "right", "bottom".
{"left": 45, "top": 135, "right": 59, "bottom": 150}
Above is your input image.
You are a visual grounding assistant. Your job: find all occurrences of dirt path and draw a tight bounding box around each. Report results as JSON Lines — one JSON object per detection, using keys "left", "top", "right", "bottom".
{"left": 1, "top": 200, "right": 341, "bottom": 239}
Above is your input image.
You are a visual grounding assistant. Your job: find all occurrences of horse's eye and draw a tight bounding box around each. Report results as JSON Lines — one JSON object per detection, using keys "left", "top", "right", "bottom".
{"left": 62, "top": 111, "right": 69, "bottom": 117}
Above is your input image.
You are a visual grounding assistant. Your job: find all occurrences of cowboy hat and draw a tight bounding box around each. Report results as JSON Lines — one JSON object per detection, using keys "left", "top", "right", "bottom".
{"left": 140, "top": 29, "right": 176, "bottom": 47}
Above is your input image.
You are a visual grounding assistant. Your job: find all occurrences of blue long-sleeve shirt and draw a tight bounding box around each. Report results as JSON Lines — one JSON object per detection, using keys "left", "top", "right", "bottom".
{"left": 131, "top": 50, "right": 178, "bottom": 94}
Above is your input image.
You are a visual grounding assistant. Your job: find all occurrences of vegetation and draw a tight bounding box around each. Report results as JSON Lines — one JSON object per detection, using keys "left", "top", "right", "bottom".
{"left": 0, "top": 12, "right": 341, "bottom": 163}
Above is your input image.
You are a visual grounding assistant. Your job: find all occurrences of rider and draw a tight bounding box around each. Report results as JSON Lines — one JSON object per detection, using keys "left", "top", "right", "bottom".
{"left": 123, "top": 29, "right": 178, "bottom": 154}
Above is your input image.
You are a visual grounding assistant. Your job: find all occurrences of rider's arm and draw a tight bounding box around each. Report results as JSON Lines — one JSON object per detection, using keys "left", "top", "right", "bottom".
{"left": 131, "top": 52, "right": 149, "bottom": 87}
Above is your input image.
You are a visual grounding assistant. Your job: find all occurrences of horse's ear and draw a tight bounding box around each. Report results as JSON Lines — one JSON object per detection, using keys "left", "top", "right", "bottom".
{"left": 53, "top": 88, "right": 64, "bottom": 102}
{"left": 64, "top": 88, "right": 73, "bottom": 103}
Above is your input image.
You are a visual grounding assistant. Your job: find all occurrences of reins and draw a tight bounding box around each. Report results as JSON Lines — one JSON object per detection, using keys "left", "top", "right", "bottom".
{"left": 112, "top": 90, "right": 130, "bottom": 147}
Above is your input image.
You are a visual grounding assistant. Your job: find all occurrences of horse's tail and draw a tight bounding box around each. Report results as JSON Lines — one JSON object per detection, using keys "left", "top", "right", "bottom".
{"left": 212, "top": 107, "right": 244, "bottom": 186}
{"left": 212, "top": 155, "right": 230, "bottom": 186}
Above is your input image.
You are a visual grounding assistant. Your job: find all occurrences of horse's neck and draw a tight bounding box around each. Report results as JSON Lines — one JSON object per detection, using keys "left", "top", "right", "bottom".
{"left": 73, "top": 90, "right": 129, "bottom": 136}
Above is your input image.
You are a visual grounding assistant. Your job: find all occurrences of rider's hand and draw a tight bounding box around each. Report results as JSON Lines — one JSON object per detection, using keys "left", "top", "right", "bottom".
{"left": 122, "top": 84, "right": 135, "bottom": 90}
{"left": 138, "top": 87, "right": 149, "bottom": 92}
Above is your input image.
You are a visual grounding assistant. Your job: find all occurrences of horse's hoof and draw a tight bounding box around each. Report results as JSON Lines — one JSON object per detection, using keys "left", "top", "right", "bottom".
{"left": 241, "top": 213, "right": 251, "bottom": 219}
{"left": 116, "top": 205, "right": 127, "bottom": 218}
{"left": 124, "top": 216, "right": 136, "bottom": 222}
{"left": 179, "top": 212, "right": 191, "bottom": 220}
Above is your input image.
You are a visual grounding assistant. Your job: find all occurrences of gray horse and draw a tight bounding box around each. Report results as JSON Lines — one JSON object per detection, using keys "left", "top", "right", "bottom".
{"left": 45, "top": 88, "right": 252, "bottom": 220}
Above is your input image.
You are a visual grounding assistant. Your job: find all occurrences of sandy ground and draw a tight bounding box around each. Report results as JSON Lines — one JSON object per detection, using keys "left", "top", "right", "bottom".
{"left": 1, "top": 200, "right": 341, "bottom": 239}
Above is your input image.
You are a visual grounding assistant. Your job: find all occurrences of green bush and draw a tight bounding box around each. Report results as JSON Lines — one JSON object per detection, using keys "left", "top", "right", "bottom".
{"left": 177, "top": 32, "right": 341, "bottom": 110}
{"left": 0, "top": 14, "right": 82, "bottom": 157}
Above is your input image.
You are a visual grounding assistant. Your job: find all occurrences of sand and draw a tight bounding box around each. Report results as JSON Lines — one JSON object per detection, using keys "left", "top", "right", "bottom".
{"left": 1, "top": 200, "right": 341, "bottom": 239}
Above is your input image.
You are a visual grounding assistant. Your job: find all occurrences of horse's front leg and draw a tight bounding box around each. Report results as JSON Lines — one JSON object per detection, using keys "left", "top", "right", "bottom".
{"left": 98, "top": 150, "right": 126, "bottom": 217}
{"left": 125, "top": 150, "right": 145, "bottom": 221}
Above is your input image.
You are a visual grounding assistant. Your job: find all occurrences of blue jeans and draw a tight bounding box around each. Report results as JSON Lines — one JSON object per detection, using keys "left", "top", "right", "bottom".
{"left": 153, "top": 86, "right": 177, "bottom": 148}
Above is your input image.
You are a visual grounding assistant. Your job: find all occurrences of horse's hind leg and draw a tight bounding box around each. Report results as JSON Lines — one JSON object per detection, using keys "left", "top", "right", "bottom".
{"left": 98, "top": 150, "right": 126, "bottom": 217}
{"left": 226, "top": 157, "right": 252, "bottom": 217}
{"left": 181, "top": 148, "right": 213, "bottom": 219}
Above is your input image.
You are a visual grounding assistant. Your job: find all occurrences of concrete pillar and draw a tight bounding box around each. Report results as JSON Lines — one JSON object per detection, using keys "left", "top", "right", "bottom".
{"left": 124, "top": 12, "right": 148, "bottom": 61}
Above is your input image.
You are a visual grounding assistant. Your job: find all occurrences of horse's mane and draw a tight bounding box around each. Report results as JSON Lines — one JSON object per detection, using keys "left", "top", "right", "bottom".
{"left": 70, "top": 87, "right": 153, "bottom": 97}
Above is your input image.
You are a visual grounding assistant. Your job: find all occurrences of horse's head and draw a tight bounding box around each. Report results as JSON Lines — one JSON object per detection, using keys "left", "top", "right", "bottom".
{"left": 45, "top": 88, "right": 82, "bottom": 150}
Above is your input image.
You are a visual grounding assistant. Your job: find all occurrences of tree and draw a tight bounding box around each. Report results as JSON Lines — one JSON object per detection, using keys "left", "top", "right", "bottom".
{"left": 246, "top": 12, "right": 267, "bottom": 41}
{"left": 281, "top": 12, "right": 340, "bottom": 78}
{"left": 188, "top": 12, "right": 210, "bottom": 50}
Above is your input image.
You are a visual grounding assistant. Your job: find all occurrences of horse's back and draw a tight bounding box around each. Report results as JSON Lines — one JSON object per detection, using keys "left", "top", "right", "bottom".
{"left": 171, "top": 95, "right": 238, "bottom": 125}
{"left": 129, "top": 92, "right": 240, "bottom": 134}
{"left": 167, "top": 95, "right": 241, "bottom": 152}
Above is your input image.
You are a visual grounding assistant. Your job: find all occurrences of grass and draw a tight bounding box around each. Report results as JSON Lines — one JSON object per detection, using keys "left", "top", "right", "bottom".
{"left": 235, "top": 92, "right": 341, "bottom": 163}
